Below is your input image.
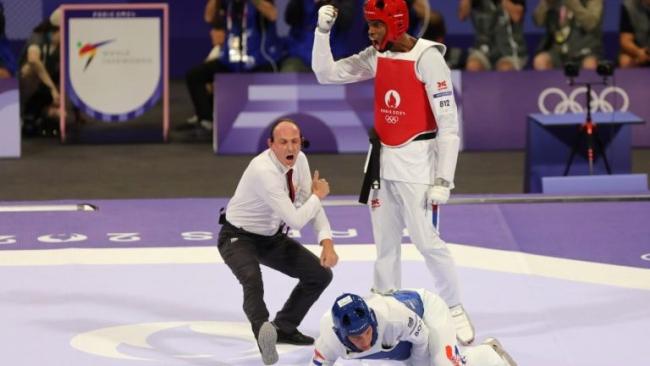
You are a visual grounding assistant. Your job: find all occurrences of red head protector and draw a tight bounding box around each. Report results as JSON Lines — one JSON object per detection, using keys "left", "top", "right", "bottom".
{"left": 363, "top": 0, "right": 409, "bottom": 51}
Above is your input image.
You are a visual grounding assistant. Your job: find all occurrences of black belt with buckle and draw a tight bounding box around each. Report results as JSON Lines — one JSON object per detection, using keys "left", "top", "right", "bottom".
{"left": 358, "top": 130, "right": 437, "bottom": 204}
{"left": 413, "top": 131, "right": 437, "bottom": 141}
{"left": 358, "top": 129, "right": 380, "bottom": 204}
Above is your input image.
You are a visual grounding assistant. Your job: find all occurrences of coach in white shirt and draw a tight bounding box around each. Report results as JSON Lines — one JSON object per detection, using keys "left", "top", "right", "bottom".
{"left": 218, "top": 118, "right": 338, "bottom": 365}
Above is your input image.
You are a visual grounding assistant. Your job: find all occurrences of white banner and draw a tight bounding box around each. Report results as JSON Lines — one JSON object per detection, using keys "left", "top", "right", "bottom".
{"left": 68, "top": 17, "right": 160, "bottom": 117}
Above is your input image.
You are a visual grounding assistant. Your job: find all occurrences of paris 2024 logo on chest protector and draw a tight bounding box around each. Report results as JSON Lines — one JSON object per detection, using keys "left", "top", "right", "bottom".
{"left": 383, "top": 89, "right": 402, "bottom": 124}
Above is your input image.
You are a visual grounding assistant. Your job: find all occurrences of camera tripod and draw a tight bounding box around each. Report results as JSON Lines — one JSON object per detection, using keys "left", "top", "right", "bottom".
{"left": 563, "top": 81, "right": 612, "bottom": 176}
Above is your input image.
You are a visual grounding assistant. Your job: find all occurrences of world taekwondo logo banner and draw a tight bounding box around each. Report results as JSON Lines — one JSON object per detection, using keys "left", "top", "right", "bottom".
{"left": 60, "top": 5, "right": 168, "bottom": 142}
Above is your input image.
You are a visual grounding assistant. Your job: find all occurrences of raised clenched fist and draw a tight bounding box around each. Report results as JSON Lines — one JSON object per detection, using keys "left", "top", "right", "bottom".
{"left": 317, "top": 5, "right": 338, "bottom": 33}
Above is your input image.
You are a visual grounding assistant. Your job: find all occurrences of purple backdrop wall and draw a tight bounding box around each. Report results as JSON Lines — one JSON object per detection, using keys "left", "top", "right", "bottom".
{"left": 462, "top": 68, "right": 650, "bottom": 150}
{"left": 0, "top": 79, "right": 20, "bottom": 158}
{"left": 214, "top": 69, "right": 649, "bottom": 154}
{"left": 213, "top": 73, "right": 374, "bottom": 154}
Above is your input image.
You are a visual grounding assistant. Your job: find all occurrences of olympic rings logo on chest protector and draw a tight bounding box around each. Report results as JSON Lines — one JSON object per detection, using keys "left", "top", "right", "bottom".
{"left": 385, "top": 115, "right": 400, "bottom": 124}
{"left": 537, "top": 86, "right": 629, "bottom": 114}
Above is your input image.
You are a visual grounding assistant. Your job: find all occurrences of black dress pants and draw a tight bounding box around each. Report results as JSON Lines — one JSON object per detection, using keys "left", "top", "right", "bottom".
{"left": 185, "top": 59, "right": 228, "bottom": 121}
{"left": 217, "top": 222, "right": 333, "bottom": 337}
{"left": 185, "top": 60, "right": 275, "bottom": 121}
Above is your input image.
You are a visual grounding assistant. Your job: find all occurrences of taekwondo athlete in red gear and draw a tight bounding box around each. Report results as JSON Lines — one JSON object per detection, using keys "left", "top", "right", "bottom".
{"left": 311, "top": 0, "right": 475, "bottom": 345}
{"left": 310, "top": 290, "right": 517, "bottom": 366}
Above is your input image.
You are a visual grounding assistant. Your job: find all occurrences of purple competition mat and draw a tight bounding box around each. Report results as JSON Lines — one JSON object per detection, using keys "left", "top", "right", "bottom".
{"left": 1, "top": 196, "right": 648, "bottom": 269}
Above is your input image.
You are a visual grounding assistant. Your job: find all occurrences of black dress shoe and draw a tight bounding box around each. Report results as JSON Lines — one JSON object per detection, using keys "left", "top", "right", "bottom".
{"left": 275, "top": 328, "right": 314, "bottom": 345}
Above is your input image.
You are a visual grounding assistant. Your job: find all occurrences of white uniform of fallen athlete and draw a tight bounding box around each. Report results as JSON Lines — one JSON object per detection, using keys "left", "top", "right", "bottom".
{"left": 310, "top": 289, "right": 517, "bottom": 366}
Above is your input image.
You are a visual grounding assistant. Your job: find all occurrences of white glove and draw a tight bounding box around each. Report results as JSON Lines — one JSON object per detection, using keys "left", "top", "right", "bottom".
{"left": 317, "top": 5, "right": 338, "bottom": 33}
{"left": 427, "top": 185, "right": 450, "bottom": 205}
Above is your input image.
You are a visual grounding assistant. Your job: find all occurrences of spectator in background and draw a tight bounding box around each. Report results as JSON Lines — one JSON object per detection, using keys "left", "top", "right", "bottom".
{"left": 459, "top": 0, "right": 528, "bottom": 71}
{"left": 184, "top": 0, "right": 282, "bottom": 132}
{"left": 0, "top": 2, "right": 17, "bottom": 78}
{"left": 204, "top": 0, "right": 226, "bottom": 63}
{"left": 405, "top": 0, "right": 427, "bottom": 36}
{"left": 19, "top": 7, "right": 61, "bottom": 136}
{"left": 281, "top": 0, "right": 356, "bottom": 72}
{"left": 410, "top": 1, "right": 466, "bottom": 69}
{"left": 618, "top": 0, "right": 650, "bottom": 68}
{"left": 532, "top": 0, "right": 603, "bottom": 70}
{"left": 179, "top": 0, "right": 225, "bottom": 131}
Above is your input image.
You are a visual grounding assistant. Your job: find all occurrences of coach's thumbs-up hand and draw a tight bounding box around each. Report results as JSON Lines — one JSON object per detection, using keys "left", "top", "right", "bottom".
{"left": 312, "top": 170, "right": 330, "bottom": 200}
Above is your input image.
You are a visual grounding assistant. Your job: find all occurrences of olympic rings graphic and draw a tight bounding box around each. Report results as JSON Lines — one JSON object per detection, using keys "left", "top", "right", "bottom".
{"left": 385, "top": 115, "right": 400, "bottom": 124}
{"left": 537, "top": 86, "right": 629, "bottom": 114}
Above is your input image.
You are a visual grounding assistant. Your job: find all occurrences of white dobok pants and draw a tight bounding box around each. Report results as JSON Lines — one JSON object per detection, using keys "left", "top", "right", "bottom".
{"left": 421, "top": 291, "right": 508, "bottom": 366}
{"left": 369, "top": 179, "right": 461, "bottom": 306}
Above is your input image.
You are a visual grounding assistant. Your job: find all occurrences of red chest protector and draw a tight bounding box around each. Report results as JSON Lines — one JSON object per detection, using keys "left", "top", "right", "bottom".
{"left": 374, "top": 57, "right": 437, "bottom": 146}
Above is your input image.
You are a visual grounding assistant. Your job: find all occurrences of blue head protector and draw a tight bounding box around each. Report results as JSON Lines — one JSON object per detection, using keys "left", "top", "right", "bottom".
{"left": 331, "top": 293, "right": 378, "bottom": 352}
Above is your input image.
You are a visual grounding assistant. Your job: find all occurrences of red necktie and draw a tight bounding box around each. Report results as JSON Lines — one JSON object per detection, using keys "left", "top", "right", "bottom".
{"left": 286, "top": 169, "right": 295, "bottom": 202}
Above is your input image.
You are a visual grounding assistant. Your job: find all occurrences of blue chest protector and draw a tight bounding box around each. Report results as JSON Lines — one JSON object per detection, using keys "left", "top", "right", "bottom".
{"left": 356, "top": 290, "right": 424, "bottom": 361}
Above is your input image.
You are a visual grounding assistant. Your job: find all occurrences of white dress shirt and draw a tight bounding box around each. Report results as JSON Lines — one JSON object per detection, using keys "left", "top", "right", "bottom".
{"left": 225, "top": 149, "right": 332, "bottom": 243}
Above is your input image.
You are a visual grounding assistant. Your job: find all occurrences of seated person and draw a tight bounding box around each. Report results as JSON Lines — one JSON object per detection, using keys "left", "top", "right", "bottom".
{"left": 179, "top": 0, "right": 225, "bottom": 131}
{"left": 618, "top": 0, "right": 650, "bottom": 68}
{"left": 532, "top": 0, "right": 604, "bottom": 70}
{"left": 19, "top": 7, "right": 61, "bottom": 136}
{"left": 459, "top": 0, "right": 527, "bottom": 71}
{"left": 311, "top": 289, "right": 517, "bottom": 366}
{"left": 412, "top": 4, "right": 466, "bottom": 69}
{"left": 0, "top": 2, "right": 17, "bottom": 78}
{"left": 281, "top": 0, "right": 356, "bottom": 72}
{"left": 184, "top": 0, "right": 282, "bottom": 132}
